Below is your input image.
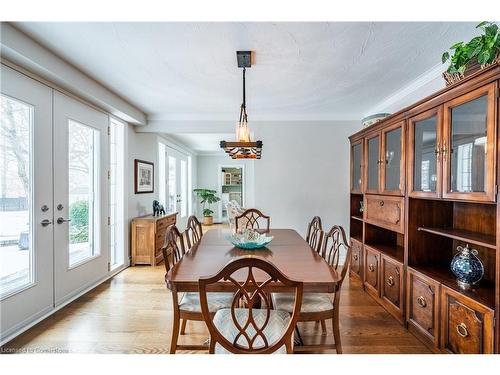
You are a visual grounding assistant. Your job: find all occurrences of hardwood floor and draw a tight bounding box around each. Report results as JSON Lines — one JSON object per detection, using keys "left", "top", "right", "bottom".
{"left": 2, "top": 265, "right": 430, "bottom": 354}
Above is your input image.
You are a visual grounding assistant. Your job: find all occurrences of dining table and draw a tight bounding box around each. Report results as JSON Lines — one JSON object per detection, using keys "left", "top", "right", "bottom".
{"left": 165, "top": 228, "right": 340, "bottom": 293}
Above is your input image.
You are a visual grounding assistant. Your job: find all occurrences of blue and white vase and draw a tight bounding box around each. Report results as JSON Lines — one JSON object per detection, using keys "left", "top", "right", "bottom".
{"left": 450, "top": 244, "right": 484, "bottom": 290}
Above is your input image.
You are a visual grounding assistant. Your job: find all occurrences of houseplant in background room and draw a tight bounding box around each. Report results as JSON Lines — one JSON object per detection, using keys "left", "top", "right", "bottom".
{"left": 193, "top": 188, "right": 221, "bottom": 225}
{"left": 442, "top": 21, "right": 500, "bottom": 85}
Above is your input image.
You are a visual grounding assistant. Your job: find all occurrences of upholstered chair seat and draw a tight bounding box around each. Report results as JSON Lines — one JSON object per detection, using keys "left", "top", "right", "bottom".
{"left": 272, "top": 293, "right": 333, "bottom": 314}
{"left": 178, "top": 292, "right": 233, "bottom": 313}
{"left": 212, "top": 308, "right": 290, "bottom": 354}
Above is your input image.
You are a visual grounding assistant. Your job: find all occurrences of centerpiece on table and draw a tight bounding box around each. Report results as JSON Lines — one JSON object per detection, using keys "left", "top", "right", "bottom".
{"left": 226, "top": 229, "right": 273, "bottom": 249}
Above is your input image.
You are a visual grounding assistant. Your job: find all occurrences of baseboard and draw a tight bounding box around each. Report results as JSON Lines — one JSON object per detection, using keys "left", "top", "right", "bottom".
{"left": 0, "top": 264, "right": 128, "bottom": 346}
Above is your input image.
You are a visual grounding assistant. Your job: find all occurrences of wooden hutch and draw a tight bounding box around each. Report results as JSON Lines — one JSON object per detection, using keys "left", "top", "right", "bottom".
{"left": 348, "top": 63, "right": 500, "bottom": 354}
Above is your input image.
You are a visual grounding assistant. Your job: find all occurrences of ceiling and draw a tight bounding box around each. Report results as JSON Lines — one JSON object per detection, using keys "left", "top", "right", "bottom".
{"left": 13, "top": 22, "right": 480, "bottom": 151}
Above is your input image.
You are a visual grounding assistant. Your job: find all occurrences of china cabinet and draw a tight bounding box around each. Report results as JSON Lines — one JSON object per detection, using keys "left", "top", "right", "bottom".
{"left": 408, "top": 83, "right": 497, "bottom": 202}
{"left": 363, "top": 121, "right": 405, "bottom": 196}
{"left": 408, "top": 107, "right": 443, "bottom": 198}
{"left": 350, "top": 139, "right": 363, "bottom": 193}
{"left": 348, "top": 63, "right": 500, "bottom": 354}
{"left": 442, "top": 83, "right": 497, "bottom": 202}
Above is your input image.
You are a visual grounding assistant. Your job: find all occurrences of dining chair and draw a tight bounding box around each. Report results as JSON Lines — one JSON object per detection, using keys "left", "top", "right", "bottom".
{"left": 305, "top": 216, "right": 324, "bottom": 254}
{"left": 185, "top": 215, "right": 203, "bottom": 249}
{"left": 162, "top": 225, "right": 233, "bottom": 354}
{"left": 271, "top": 225, "right": 351, "bottom": 353}
{"left": 235, "top": 208, "right": 270, "bottom": 233}
{"left": 198, "top": 257, "right": 303, "bottom": 354}
{"left": 226, "top": 200, "right": 245, "bottom": 231}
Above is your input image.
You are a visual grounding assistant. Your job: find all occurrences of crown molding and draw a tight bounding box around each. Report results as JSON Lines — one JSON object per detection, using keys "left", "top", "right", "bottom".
{"left": 363, "top": 63, "right": 446, "bottom": 117}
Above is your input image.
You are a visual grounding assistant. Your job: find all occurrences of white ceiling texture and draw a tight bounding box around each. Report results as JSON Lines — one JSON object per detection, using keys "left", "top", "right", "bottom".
{"left": 14, "top": 22, "right": 479, "bottom": 151}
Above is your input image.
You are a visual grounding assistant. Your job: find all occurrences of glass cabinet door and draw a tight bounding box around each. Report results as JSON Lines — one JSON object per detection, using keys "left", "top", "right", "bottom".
{"left": 351, "top": 140, "right": 363, "bottom": 192}
{"left": 381, "top": 122, "right": 404, "bottom": 195}
{"left": 365, "top": 133, "right": 380, "bottom": 193}
{"left": 408, "top": 108, "right": 442, "bottom": 198}
{"left": 443, "top": 83, "right": 496, "bottom": 202}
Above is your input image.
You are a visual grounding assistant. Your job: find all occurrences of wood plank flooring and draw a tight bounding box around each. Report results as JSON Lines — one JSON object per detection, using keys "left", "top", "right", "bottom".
{"left": 2, "top": 265, "right": 430, "bottom": 354}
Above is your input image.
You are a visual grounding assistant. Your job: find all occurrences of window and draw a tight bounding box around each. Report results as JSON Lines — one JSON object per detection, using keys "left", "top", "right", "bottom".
{"left": 109, "top": 118, "right": 125, "bottom": 268}
{"left": 68, "top": 120, "right": 100, "bottom": 267}
{"left": 0, "top": 94, "right": 34, "bottom": 297}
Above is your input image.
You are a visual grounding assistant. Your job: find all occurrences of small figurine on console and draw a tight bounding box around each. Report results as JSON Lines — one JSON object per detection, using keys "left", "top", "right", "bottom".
{"left": 152, "top": 200, "right": 166, "bottom": 216}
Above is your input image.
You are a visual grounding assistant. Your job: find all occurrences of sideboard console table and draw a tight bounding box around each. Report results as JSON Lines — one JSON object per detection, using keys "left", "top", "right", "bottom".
{"left": 131, "top": 212, "right": 177, "bottom": 266}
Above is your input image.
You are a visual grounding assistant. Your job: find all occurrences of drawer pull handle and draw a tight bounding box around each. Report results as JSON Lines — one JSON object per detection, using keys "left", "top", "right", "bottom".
{"left": 353, "top": 254, "right": 359, "bottom": 261}
{"left": 456, "top": 323, "right": 469, "bottom": 338}
{"left": 386, "top": 276, "right": 395, "bottom": 287}
{"left": 368, "top": 264, "right": 375, "bottom": 272}
{"left": 416, "top": 296, "right": 427, "bottom": 308}
{"left": 378, "top": 200, "right": 384, "bottom": 207}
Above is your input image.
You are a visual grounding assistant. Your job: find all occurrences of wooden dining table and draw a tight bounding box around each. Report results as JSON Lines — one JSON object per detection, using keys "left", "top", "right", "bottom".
{"left": 165, "top": 228, "right": 340, "bottom": 293}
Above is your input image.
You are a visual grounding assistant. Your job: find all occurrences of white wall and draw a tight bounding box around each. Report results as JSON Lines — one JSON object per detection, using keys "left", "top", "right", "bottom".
{"left": 125, "top": 126, "right": 197, "bottom": 259}
{"left": 196, "top": 121, "right": 361, "bottom": 236}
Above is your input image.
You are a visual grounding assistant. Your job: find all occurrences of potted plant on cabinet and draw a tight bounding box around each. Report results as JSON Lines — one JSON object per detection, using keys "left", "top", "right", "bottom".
{"left": 442, "top": 21, "right": 500, "bottom": 85}
{"left": 193, "top": 188, "right": 221, "bottom": 225}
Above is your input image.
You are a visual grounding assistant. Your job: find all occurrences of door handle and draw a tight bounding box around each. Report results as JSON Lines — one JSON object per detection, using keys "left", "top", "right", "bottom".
{"left": 41, "top": 219, "right": 53, "bottom": 227}
{"left": 57, "top": 217, "right": 71, "bottom": 224}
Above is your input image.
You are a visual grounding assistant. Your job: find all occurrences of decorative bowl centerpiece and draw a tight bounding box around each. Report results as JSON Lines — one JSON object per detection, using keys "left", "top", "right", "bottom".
{"left": 226, "top": 229, "right": 273, "bottom": 250}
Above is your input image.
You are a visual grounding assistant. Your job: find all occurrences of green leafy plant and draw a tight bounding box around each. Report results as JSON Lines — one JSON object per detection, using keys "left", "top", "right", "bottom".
{"left": 193, "top": 188, "right": 220, "bottom": 217}
{"left": 69, "top": 200, "right": 89, "bottom": 243}
{"left": 442, "top": 22, "right": 500, "bottom": 76}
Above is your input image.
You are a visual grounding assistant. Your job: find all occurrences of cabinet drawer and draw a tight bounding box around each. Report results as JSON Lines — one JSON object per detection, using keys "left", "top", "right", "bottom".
{"left": 157, "top": 215, "right": 176, "bottom": 230}
{"left": 364, "top": 195, "right": 404, "bottom": 233}
{"left": 156, "top": 228, "right": 167, "bottom": 246}
{"left": 350, "top": 239, "right": 362, "bottom": 276}
{"left": 407, "top": 268, "right": 440, "bottom": 347}
{"left": 363, "top": 246, "right": 379, "bottom": 298}
{"left": 380, "top": 255, "right": 403, "bottom": 322}
{"left": 440, "top": 286, "right": 494, "bottom": 354}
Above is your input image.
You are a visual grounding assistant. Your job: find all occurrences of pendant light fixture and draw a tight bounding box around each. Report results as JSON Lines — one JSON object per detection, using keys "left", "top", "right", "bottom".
{"left": 220, "top": 51, "right": 263, "bottom": 159}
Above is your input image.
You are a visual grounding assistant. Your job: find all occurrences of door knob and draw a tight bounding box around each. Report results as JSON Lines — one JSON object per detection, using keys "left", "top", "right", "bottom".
{"left": 41, "top": 219, "right": 53, "bottom": 227}
{"left": 57, "top": 217, "right": 71, "bottom": 224}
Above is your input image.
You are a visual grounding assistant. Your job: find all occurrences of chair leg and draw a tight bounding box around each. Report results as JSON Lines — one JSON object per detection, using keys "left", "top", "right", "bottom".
{"left": 180, "top": 319, "right": 187, "bottom": 335}
{"left": 332, "top": 311, "right": 342, "bottom": 354}
{"left": 209, "top": 336, "right": 216, "bottom": 354}
{"left": 285, "top": 339, "right": 293, "bottom": 354}
{"left": 170, "top": 291, "right": 181, "bottom": 354}
{"left": 320, "top": 320, "right": 327, "bottom": 335}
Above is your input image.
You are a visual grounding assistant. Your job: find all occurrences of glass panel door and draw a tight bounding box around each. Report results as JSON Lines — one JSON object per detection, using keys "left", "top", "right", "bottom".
{"left": 365, "top": 133, "right": 380, "bottom": 193}
{"left": 351, "top": 141, "right": 362, "bottom": 192}
{"left": 443, "top": 83, "right": 496, "bottom": 202}
{"left": 67, "top": 120, "right": 99, "bottom": 267}
{"left": 1, "top": 65, "right": 53, "bottom": 341}
{"left": 381, "top": 123, "right": 404, "bottom": 195}
{"left": 166, "top": 147, "right": 188, "bottom": 228}
{"left": 408, "top": 108, "right": 442, "bottom": 198}
{"left": 167, "top": 155, "right": 176, "bottom": 213}
{"left": 1, "top": 95, "right": 33, "bottom": 296}
{"left": 53, "top": 91, "right": 109, "bottom": 306}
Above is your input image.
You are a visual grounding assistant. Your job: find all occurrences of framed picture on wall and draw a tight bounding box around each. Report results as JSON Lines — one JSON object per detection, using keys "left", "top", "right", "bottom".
{"left": 134, "top": 159, "right": 154, "bottom": 194}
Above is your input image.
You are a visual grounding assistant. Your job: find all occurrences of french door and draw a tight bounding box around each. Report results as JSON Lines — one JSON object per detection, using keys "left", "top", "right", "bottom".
{"left": 53, "top": 92, "right": 109, "bottom": 305}
{"left": 0, "top": 65, "right": 54, "bottom": 340}
{"left": 166, "top": 147, "right": 188, "bottom": 229}
{"left": 1, "top": 65, "right": 111, "bottom": 342}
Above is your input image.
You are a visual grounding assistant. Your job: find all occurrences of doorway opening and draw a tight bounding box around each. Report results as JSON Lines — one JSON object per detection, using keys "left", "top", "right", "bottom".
{"left": 218, "top": 166, "right": 244, "bottom": 223}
